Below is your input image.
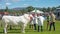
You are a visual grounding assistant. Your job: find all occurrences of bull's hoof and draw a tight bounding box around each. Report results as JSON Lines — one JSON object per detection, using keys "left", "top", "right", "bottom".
{"left": 3, "top": 30, "right": 7, "bottom": 34}
{"left": 5, "top": 33, "right": 7, "bottom": 34}
{"left": 21, "top": 32, "right": 25, "bottom": 34}
{"left": 22, "top": 31, "right": 25, "bottom": 34}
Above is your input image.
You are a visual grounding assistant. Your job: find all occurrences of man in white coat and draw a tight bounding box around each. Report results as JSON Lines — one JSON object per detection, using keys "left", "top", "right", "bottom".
{"left": 32, "top": 13, "right": 37, "bottom": 30}
{"left": 37, "top": 14, "right": 45, "bottom": 32}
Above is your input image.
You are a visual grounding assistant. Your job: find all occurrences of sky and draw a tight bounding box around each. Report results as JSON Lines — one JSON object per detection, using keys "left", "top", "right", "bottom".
{"left": 0, "top": 0, "right": 60, "bottom": 9}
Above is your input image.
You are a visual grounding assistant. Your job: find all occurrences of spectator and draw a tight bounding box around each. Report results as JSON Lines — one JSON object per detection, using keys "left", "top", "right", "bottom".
{"left": 32, "top": 13, "right": 37, "bottom": 30}
{"left": 37, "top": 14, "right": 45, "bottom": 32}
{"left": 49, "top": 12, "right": 56, "bottom": 31}
{"left": 46, "top": 13, "right": 51, "bottom": 30}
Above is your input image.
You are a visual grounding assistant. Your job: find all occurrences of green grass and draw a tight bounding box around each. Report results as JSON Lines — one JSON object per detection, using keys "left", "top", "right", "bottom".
{"left": 0, "top": 20, "right": 60, "bottom": 34}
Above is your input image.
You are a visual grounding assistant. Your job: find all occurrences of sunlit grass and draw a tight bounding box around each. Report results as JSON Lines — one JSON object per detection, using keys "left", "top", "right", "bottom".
{"left": 0, "top": 20, "right": 60, "bottom": 34}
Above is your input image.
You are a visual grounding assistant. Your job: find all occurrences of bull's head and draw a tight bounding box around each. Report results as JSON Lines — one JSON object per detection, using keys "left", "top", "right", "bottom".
{"left": 24, "top": 14, "right": 33, "bottom": 21}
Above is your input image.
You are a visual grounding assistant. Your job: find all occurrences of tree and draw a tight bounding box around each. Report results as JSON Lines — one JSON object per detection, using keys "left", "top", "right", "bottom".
{"left": 5, "top": 6, "right": 8, "bottom": 12}
{"left": 51, "top": 7, "right": 56, "bottom": 11}
{"left": 42, "top": 7, "right": 47, "bottom": 12}
{"left": 57, "top": 6, "right": 60, "bottom": 8}
{"left": 20, "top": 9, "right": 25, "bottom": 14}
{"left": 46, "top": 7, "right": 51, "bottom": 12}
{"left": 26, "top": 6, "right": 34, "bottom": 12}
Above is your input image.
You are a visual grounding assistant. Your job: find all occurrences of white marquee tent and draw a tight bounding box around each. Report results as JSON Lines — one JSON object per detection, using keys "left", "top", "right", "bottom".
{"left": 31, "top": 10, "right": 44, "bottom": 14}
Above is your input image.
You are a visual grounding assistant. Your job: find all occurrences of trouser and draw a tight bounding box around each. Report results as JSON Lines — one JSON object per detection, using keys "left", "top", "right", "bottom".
{"left": 34, "top": 24, "right": 36, "bottom": 30}
{"left": 29, "top": 24, "right": 31, "bottom": 28}
{"left": 29, "top": 24, "right": 33, "bottom": 29}
{"left": 38, "top": 26, "right": 43, "bottom": 32}
{"left": 49, "top": 22, "right": 55, "bottom": 31}
{"left": 47, "top": 21, "right": 49, "bottom": 30}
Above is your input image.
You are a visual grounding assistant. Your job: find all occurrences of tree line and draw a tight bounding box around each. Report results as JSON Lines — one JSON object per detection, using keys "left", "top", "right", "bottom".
{"left": 0, "top": 5, "right": 60, "bottom": 15}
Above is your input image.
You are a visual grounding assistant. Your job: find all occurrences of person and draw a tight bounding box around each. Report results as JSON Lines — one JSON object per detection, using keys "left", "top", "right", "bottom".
{"left": 46, "top": 13, "right": 51, "bottom": 30}
{"left": 32, "top": 13, "right": 37, "bottom": 30}
{"left": 29, "top": 19, "right": 34, "bottom": 29}
{"left": 37, "top": 14, "right": 45, "bottom": 32}
{"left": 29, "top": 13, "right": 37, "bottom": 30}
{"left": 29, "top": 14, "right": 34, "bottom": 29}
{"left": 49, "top": 12, "right": 56, "bottom": 31}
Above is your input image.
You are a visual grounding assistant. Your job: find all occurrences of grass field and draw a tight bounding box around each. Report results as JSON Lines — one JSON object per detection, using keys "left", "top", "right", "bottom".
{"left": 0, "top": 20, "right": 60, "bottom": 34}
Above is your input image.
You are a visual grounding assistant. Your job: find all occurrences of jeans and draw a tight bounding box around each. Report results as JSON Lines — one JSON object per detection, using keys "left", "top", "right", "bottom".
{"left": 34, "top": 24, "right": 36, "bottom": 30}
{"left": 49, "top": 22, "right": 55, "bottom": 31}
{"left": 38, "top": 26, "right": 43, "bottom": 32}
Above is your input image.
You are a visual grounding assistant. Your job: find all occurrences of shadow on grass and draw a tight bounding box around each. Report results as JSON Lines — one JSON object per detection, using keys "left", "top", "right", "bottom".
{"left": 8, "top": 32, "right": 21, "bottom": 33}
{"left": 8, "top": 28, "right": 31, "bottom": 30}
{"left": 0, "top": 31, "right": 21, "bottom": 33}
{"left": 0, "top": 32, "right": 3, "bottom": 33}
{"left": 0, "top": 28, "right": 36, "bottom": 33}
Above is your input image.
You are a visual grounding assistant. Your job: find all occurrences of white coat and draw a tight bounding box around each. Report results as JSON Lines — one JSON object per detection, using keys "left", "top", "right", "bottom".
{"left": 37, "top": 16, "right": 45, "bottom": 26}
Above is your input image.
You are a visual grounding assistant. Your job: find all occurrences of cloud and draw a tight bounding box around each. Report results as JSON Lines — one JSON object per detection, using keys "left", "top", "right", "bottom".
{"left": 24, "top": 4, "right": 28, "bottom": 6}
{"left": 19, "top": 4, "right": 29, "bottom": 7}
{"left": 12, "top": 0, "right": 20, "bottom": 2}
{"left": 23, "top": 4, "right": 29, "bottom": 6}
{"left": 6, "top": 3, "right": 11, "bottom": 6}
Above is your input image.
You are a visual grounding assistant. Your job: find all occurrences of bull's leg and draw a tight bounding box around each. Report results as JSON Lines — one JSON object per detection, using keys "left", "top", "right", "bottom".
{"left": 4, "top": 23, "right": 8, "bottom": 34}
{"left": 21, "top": 25, "right": 25, "bottom": 33}
{"left": 21, "top": 24, "right": 26, "bottom": 34}
{"left": 20, "top": 25, "right": 22, "bottom": 33}
{"left": 20, "top": 23, "right": 23, "bottom": 33}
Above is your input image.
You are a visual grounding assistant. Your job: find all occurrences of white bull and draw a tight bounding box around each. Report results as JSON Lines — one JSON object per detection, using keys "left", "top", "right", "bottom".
{"left": 2, "top": 14, "right": 33, "bottom": 34}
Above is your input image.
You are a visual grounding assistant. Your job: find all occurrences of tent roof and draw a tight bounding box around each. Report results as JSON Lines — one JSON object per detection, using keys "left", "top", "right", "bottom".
{"left": 31, "top": 10, "right": 44, "bottom": 13}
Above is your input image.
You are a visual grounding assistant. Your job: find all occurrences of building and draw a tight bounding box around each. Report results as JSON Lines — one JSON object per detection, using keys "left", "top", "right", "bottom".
{"left": 55, "top": 8, "right": 60, "bottom": 20}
